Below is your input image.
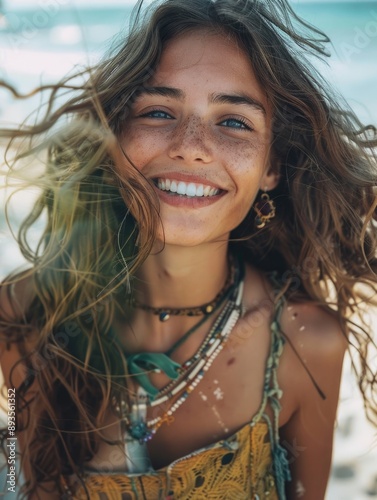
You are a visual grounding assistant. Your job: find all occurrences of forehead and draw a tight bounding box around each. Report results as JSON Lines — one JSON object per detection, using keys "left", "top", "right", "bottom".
{"left": 148, "top": 30, "right": 268, "bottom": 109}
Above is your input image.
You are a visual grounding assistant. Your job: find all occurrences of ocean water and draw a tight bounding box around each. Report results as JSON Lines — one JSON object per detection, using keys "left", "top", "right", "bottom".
{"left": 0, "top": 1, "right": 376, "bottom": 122}
{"left": 0, "top": 2, "right": 377, "bottom": 499}
{"left": 293, "top": 1, "right": 377, "bottom": 123}
{"left": 0, "top": 1, "right": 376, "bottom": 127}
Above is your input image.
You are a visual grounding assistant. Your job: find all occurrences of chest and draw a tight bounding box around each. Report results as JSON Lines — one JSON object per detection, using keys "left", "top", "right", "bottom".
{"left": 84, "top": 312, "right": 296, "bottom": 472}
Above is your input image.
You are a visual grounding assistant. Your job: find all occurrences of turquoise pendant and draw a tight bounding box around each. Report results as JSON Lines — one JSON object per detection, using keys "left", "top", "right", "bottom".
{"left": 128, "top": 421, "right": 154, "bottom": 443}
{"left": 126, "top": 352, "right": 181, "bottom": 399}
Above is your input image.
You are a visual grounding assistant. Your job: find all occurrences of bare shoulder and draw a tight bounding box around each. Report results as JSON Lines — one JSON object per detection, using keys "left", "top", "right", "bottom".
{"left": 281, "top": 301, "right": 348, "bottom": 366}
{"left": 0, "top": 272, "right": 38, "bottom": 388}
{"left": 279, "top": 300, "right": 348, "bottom": 411}
{"left": 278, "top": 302, "right": 349, "bottom": 498}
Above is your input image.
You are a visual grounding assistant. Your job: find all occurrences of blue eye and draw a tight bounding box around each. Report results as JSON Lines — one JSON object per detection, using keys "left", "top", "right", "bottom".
{"left": 221, "top": 118, "right": 251, "bottom": 130}
{"left": 141, "top": 109, "right": 173, "bottom": 119}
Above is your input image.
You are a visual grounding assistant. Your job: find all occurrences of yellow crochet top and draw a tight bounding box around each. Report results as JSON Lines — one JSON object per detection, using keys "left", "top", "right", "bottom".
{"left": 62, "top": 293, "right": 291, "bottom": 499}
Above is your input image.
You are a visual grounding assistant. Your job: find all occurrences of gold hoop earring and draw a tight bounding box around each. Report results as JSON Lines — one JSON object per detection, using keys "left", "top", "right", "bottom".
{"left": 254, "top": 192, "right": 276, "bottom": 229}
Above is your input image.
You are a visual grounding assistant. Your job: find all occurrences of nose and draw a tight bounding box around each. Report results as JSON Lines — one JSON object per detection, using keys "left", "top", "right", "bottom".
{"left": 167, "top": 116, "right": 213, "bottom": 164}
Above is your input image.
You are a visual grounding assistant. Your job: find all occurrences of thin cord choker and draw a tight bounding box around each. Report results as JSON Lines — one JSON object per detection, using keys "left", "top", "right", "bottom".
{"left": 131, "top": 255, "right": 236, "bottom": 322}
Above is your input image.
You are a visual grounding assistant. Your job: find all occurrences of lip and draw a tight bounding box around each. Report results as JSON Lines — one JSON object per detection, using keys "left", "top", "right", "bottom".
{"left": 152, "top": 182, "right": 226, "bottom": 208}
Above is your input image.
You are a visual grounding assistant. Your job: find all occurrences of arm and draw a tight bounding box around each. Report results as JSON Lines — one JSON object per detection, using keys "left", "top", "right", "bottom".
{"left": 279, "top": 304, "right": 348, "bottom": 500}
{"left": 0, "top": 279, "right": 62, "bottom": 500}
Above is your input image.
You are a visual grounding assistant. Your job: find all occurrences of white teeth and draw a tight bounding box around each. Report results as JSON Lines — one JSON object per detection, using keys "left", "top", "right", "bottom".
{"left": 156, "top": 179, "right": 221, "bottom": 197}
{"left": 196, "top": 184, "right": 204, "bottom": 197}
{"left": 186, "top": 183, "right": 198, "bottom": 197}
{"left": 203, "top": 186, "right": 211, "bottom": 197}
{"left": 177, "top": 182, "right": 187, "bottom": 195}
{"left": 209, "top": 187, "right": 219, "bottom": 196}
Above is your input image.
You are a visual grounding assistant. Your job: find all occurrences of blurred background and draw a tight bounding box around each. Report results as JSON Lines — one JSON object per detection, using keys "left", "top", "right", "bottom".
{"left": 0, "top": 0, "right": 376, "bottom": 498}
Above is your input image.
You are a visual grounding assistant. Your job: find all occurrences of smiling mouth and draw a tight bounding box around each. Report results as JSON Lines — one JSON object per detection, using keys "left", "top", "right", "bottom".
{"left": 153, "top": 178, "right": 223, "bottom": 198}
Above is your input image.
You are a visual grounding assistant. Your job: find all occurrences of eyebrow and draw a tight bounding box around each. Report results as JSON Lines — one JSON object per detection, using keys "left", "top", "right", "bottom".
{"left": 134, "top": 86, "right": 184, "bottom": 101}
{"left": 134, "top": 86, "right": 266, "bottom": 116}
{"left": 210, "top": 92, "right": 266, "bottom": 116}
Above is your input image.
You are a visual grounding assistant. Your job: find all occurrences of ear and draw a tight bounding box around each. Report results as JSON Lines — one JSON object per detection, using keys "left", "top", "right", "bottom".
{"left": 260, "top": 160, "right": 281, "bottom": 191}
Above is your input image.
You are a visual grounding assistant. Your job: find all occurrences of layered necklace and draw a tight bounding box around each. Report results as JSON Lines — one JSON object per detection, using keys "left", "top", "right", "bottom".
{"left": 130, "top": 255, "right": 236, "bottom": 322}
{"left": 117, "top": 256, "right": 245, "bottom": 446}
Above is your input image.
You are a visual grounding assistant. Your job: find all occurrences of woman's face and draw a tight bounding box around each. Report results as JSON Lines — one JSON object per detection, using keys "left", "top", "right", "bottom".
{"left": 119, "top": 30, "right": 278, "bottom": 247}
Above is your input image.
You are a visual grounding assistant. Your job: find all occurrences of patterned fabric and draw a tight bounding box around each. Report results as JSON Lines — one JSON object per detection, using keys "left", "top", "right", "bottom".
{"left": 63, "top": 287, "right": 291, "bottom": 499}
{"left": 70, "top": 420, "right": 277, "bottom": 499}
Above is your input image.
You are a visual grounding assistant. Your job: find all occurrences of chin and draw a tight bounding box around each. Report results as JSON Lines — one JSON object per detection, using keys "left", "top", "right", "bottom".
{"left": 154, "top": 227, "right": 230, "bottom": 249}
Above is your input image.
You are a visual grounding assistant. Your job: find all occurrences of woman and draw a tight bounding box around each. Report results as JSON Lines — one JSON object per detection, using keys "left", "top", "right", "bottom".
{"left": 0, "top": 0, "right": 376, "bottom": 498}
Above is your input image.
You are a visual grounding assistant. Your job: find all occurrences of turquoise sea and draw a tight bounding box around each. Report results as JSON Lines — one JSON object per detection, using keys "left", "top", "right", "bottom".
{"left": 0, "top": 1, "right": 376, "bottom": 122}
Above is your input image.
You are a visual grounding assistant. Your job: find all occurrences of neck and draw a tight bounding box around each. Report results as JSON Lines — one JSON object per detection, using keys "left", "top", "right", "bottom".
{"left": 116, "top": 242, "right": 231, "bottom": 352}
{"left": 135, "top": 242, "right": 230, "bottom": 309}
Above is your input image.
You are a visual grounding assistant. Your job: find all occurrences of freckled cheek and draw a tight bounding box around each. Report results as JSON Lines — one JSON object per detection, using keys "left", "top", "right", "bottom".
{"left": 214, "top": 136, "right": 269, "bottom": 178}
{"left": 215, "top": 139, "right": 269, "bottom": 219}
{"left": 119, "top": 128, "right": 169, "bottom": 170}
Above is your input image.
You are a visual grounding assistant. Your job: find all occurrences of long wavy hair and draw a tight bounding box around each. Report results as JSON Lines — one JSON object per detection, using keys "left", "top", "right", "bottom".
{"left": 1, "top": 0, "right": 377, "bottom": 497}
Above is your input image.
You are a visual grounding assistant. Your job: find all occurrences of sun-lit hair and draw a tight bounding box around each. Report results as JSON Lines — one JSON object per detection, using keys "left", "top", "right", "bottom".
{"left": 1, "top": 0, "right": 377, "bottom": 496}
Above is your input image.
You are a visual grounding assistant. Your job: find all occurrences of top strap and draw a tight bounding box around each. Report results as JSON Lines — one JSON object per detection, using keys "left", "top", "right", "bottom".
{"left": 252, "top": 276, "right": 292, "bottom": 499}
{"left": 252, "top": 282, "right": 286, "bottom": 423}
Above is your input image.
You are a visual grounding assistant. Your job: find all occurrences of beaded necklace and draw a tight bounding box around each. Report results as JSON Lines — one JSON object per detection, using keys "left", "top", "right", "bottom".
{"left": 125, "top": 258, "right": 239, "bottom": 400}
{"left": 145, "top": 279, "right": 244, "bottom": 439}
{"left": 150, "top": 295, "right": 240, "bottom": 405}
{"left": 131, "top": 254, "right": 235, "bottom": 322}
{"left": 119, "top": 258, "right": 245, "bottom": 443}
